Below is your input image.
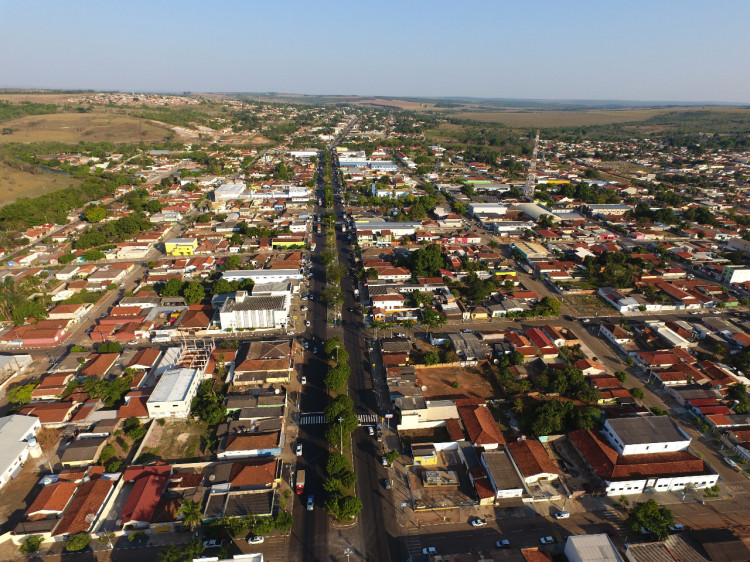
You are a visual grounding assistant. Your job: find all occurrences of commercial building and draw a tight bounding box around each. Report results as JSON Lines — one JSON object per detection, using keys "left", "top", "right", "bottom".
{"left": 219, "top": 290, "right": 290, "bottom": 331}
{"left": 164, "top": 238, "right": 198, "bottom": 256}
{"left": 222, "top": 269, "right": 303, "bottom": 283}
{"left": 723, "top": 266, "right": 750, "bottom": 285}
{"left": 146, "top": 368, "right": 203, "bottom": 418}
{"left": 0, "top": 415, "right": 41, "bottom": 490}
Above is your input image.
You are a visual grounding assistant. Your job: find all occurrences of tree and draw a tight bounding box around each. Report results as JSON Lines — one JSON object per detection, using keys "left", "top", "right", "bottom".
{"left": 65, "top": 532, "right": 91, "bottom": 552}
{"left": 178, "top": 499, "right": 204, "bottom": 532}
{"left": 536, "top": 296, "right": 561, "bottom": 316}
{"left": 326, "top": 451, "right": 349, "bottom": 477}
{"left": 364, "top": 267, "right": 379, "bottom": 280}
{"left": 324, "top": 395, "right": 354, "bottom": 424}
{"left": 181, "top": 539, "right": 205, "bottom": 561}
{"left": 6, "top": 382, "right": 38, "bottom": 405}
{"left": 211, "top": 279, "right": 233, "bottom": 295}
{"left": 627, "top": 499, "right": 674, "bottom": 540}
{"left": 84, "top": 206, "right": 107, "bottom": 223}
{"left": 422, "top": 307, "right": 446, "bottom": 328}
{"left": 615, "top": 371, "right": 628, "bottom": 383}
{"left": 19, "top": 535, "right": 43, "bottom": 554}
{"left": 424, "top": 351, "right": 440, "bottom": 365}
{"left": 161, "top": 277, "right": 184, "bottom": 297}
{"left": 183, "top": 281, "right": 205, "bottom": 305}
{"left": 337, "top": 495, "right": 363, "bottom": 520}
{"left": 157, "top": 544, "right": 182, "bottom": 562}
{"left": 324, "top": 336, "right": 342, "bottom": 357}
{"left": 631, "top": 387, "right": 645, "bottom": 400}
{"left": 410, "top": 244, "right": 445, "bottom": 277}
{"left": 224, "top": 255, "right": 241, "bottom": 270}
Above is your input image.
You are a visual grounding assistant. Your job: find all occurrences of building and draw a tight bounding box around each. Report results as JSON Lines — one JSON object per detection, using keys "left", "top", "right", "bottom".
{"left": 480, "top": 450, "right": 524, "bottom": 499}
{"left": 60, "top": 436, "right": 109, "bottom": 468}
{"left": 564, "top": 534, "right": 623, "bottom": 562}
{"left": 723, "top": 266, "right": 750, "bottom": 285}
{"left": 602, "top": 417, "right": 690, "bottom": 455}
{"left": 507, "top": 439, "right": 559, "bottom": 484}
{"left": 222, "top": 269, "right": 303, "bottom": 283}
{"left": 0, "top": 415, "right": 41, "bottom": 490}
{"left": 146, "top": 368, "right": 203, "bottom": 418}
{"left": 164, "top": 238, "right": 198, "bottom": 256}
{"left": 219, "top": 291, "right": 290, "bottom": 331}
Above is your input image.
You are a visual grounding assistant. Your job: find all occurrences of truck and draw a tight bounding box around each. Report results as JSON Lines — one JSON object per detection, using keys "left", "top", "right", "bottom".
{"left": 296, "top": 469, "right": 306, "bottom": 494}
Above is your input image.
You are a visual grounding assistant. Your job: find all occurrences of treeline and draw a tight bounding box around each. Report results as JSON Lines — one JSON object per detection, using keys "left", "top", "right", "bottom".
{"left": 0, "top": 100, "right": 58, "bottom": 122}
{"left": 0, "top": 172, "right": 133, "bottom": 230}
{"left": 74, "top": 212, "right": 151, "bottom": 249}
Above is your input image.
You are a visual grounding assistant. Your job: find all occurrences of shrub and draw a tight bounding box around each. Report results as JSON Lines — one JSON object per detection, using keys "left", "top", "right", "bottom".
{"left": 450, "top": 381, "right": 460, "bottom": 389}
{"left": 65, "top": 532, "right": 91, "bottom": 552}
{"left": 631, "top": 388, "right": 645, "bottom": 400}
{"left": 156, "top": 418, "right": 166, "bottom": 426}
{"left": 19, "top": 535, "right": 43, "bottom": 554}
{"left": 99, "top": 444, "right": 116, "bottom": 464}
{"left": 106, "top": 459, "right": 122, "bottom": 472}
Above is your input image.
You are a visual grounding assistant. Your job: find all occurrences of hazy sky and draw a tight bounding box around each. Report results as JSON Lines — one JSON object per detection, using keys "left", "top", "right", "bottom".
{"left": 2, "top": 0, "right": 748, "bottom": 102}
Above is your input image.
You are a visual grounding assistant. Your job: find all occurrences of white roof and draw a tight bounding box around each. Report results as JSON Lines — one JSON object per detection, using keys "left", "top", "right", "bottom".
{"left": 564, "top": 534, "right": 623, "bottom": 562}
{"left": 148, "top": 368, "right": 199, "bottom": 404}
{"left": 0, "top": 415, "right": 39, "bottom": 475}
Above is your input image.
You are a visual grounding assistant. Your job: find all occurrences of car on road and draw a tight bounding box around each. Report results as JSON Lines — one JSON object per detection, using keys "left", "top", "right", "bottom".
{"left": 383, "top": 479, "right": 392, "bottom": 489}
{"left": 554, "top": 511, "right": 570, "bottom": 519}
{"left": 247, "top": 535, "right": 264, "bottom": 544}
{"left": 305, "top": 320, "right": 311, "bottom": 327}
{"left": 381, "top": 456, "right": 389, "bottom": 466}
{"left": 296, "top": 444, "right": 303, "bottom": 456}
{"left": 202, "top": 539, "right": 222, "bottom": 548}
{"left": 581, "top": 318, "right": 590, "bottom": 323}
{"left": 470, "top": 517, "right": 487, "bottom": 527}
{"left": 725, "top": 457, "right": 738, "bottom": 468}
{"left": 540, "top": 536, "right": 555, "bottom": 544}
{"left": 668, "top": 524, "right": 685, "bottom": 532}
{"left": 300, "top": 306, "right": 308, "bottom": 312}
{"left": 306, "top": 495, "right": 314, "bottom": 511}
{"left": 367, "top": 426, "right": 374, "bottom": 436}
{"left": 496, "top": 539, "right": 510, "bottom": 549}
{"left": 304, "top": 341, "right": 309, "bottom": 349}
{"left": 422, "top": 547, "right": 437, "bottom": 555}
{"left": 301, "top": 376, "right": 307, "bottom": 385}
{"left": 460, "top": 329, "right": 473, "bottom": 333}
{"left": 301, "top": 295, "right": 307, "bottom": 300}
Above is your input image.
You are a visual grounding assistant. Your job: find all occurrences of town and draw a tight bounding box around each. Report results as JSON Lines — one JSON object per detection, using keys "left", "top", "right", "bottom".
{"left": 0, "top": 91, "right": 749, "bottom": 562}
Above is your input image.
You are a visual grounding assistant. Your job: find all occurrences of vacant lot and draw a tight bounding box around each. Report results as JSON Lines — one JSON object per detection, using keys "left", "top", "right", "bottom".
{"left": 0, "top": 112, "right": 171, "bottom": 144}
{"left": 0, "top": 161, "right": 81, "bottom": 206}
{"left": 416, "top": 363, "right": 495, "bottom": 401}
{"left": 447, "top": 108, "right": 678, "bottom": 127}
{"left": 139, "top": 418, "right": 209, "bottom": 462}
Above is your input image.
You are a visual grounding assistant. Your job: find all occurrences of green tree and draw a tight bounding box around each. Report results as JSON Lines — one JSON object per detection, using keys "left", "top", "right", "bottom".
{"left": 422, "top": 307, "right": 446, "bottom": 328}
{"left": 424, "top": 351, "right": 440, "bottom": 365}
{"left": 326, "top": 451, "right": 349, "bottom": 477}
{"left": 161, "top": 277, "right": 184, "bottom": 297}
{"left": 224, "top": 255, "right": 241, "bottom": 270}
{"left": 211, "top": 279, "right": 233, "bottom": 295}
{"left": 84, "top": 206, "right": 107, "bottom": 223}
{"left": 18, "top": 535, "right": 43, "bottom": 554}
{"left": 65, "top": 533, "right": 91, "bottom": 552}
{"left": 178, "top": 499, "right": 204, "bottom": 532}
{"left": 410, "top": 244, "right": 445, "bottom": 277}
{"left": 627, "top": 499, "right": 674, "bottom": 540}
{"left": 182, "top": 281, "right": 205, "bottom": 305}
{"left": 324, "top": 395, "right": 354, "bottom": 423}
{"left": 157, "top": 544, "right": 182, "bottom": 562}
{"left": 6, "top": 382, "right": 38, "bottom": 405}
{"left": 631, "top": 387, "right": 645, "bottom": 400}
{"left": 324, "top": 336, "right": 343, "bottom": 357}
{"left": 337, "top": 495, "right": 363, "bottom": 521}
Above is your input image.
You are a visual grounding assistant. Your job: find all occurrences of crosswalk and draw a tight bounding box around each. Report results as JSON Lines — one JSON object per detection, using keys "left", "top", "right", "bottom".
{"left": 599, "top": 509, "right": 627, "bottom": 533}
{"left": 299, "top": 413, "right": 379, "bottom": 426}
{"left": 404, "top": 534, "right": 423, "bottom": 557}
{"left": 299, "top": 414, "right": 326, "bottom": 425}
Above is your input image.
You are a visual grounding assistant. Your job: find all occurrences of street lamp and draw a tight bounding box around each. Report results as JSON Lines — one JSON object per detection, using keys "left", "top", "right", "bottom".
{"left": 344, "top": 547, "right": 353, "bottom": 562}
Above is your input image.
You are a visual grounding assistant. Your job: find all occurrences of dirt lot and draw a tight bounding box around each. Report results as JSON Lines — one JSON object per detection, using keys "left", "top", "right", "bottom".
{"left": 0, "top": 112, "right": 171, "bottom": 144}
{"left": 416, "top": 363, "right": 496, "bottom": 401}
{"left": 562, "top": 294, "right": 613, "bottom": 316}
{"left": 139, "top": 418, "right": 209, "bottom": 462}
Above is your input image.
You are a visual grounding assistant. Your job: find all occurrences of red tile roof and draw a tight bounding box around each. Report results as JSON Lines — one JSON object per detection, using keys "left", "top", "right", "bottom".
{"left": 228, "top": 459, "right": 277, "bottom": 487}
{"left": 26, "top": 481, "right": 78, "bottom": 519}
{"left": 54, "top": 477, "right": 114, "bottom": 536}
{"left": 507, "top": 440, "right": 560, "bottom": 478}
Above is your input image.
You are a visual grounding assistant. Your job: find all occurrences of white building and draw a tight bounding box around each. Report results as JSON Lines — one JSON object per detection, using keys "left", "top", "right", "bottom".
{"left": 222, "top": 269, "right": 303, "bottom": 283}
{"left": 214, "top": 183, "right": 247, "bottom": 201}
{"left": 146, "top": 368, "right": 203, "bottom": 418}
{"left": 0, "top": 415, "right": 41, "bottom": 490}
{"left": 564, "top": 534, "right": 623, "bottom": 562}
{"left": 723, "top": 266, "right": 750, "bottom": 285}
{"left": 219, "top": 291, "right": 290, "bottom": 331}
{"left": 602, "top": 417, "right": 691, "bottom": 455}
{"left": 467, "top": 203, "right": 507, "bottom": 217}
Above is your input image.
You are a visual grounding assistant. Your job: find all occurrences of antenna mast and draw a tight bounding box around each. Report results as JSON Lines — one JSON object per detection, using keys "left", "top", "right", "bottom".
{"left": 522, "top": 130, "right": 540, "bottom": 200}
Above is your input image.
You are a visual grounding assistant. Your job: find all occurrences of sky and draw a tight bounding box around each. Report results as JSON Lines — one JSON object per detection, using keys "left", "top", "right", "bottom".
{"left": 1, "top": 0, "right": 749, "bottom": 103}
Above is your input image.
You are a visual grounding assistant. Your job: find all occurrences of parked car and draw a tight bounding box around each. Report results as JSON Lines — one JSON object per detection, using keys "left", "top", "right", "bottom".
{"left": 247, "top": 535, "right": 264, "bottom": 544}
{"left": 305, "top": 320, "right": 311, "bottom": 327}
{"left": 202, "top": 539, "right": 222, "bottom": 548}
{"left": 422, "top": 547, "right": 437, "bottom": 555}
{"left": 725, "top": 457, "right": 738, "bottom": 468}
{"left": 306, "top": 495, "right": 314, "bottom": 511}
{"left": 300, "top": 306, "right": 308, "bottom": 312}
{"left": 383, "top": 479, "right": 392, "bottom": 489}
{"left": 554, "top": 511, "right": 570, "bottom": 519}
{"left": 296, "top": 444, "right": 303, "bottom": 456}
{"left": 304, "top": 341, "right": 309, "bottom": 349}
{"left": 381, "top": 456, "right": 389, "bottom": 466}
{"left": 496, "top": 539, "right": 510, "bottom": 549}
{"left": 470, "top": 517, "right": 487, "bottom": 527}
{"left": 668, "top": 524, "right": 685, "bottom": 532}
{"left": 367, "top": 426, "right": 374, "bottom": 436}
{"left": 301, "top": 376, "right": 307, "bottom": 385}
{"left": 540, "top": 536, "right": 555, "bottom": 544}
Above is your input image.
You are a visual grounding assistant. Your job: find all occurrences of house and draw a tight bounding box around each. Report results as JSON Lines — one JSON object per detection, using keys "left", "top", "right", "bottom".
{"left": 53, "top": 476, "right": 115, "bottom": 536}
{"left": 60, "top": 436, "right": 109, "bottom": 468}
{"left": 506, "top": 439, "right": 560, "bottom": 484}
{"left": 480, "top": 450, "right": 524, "bottom": 499}
{"left": 217, "top": 432, "right": 282, "bottom": 459}
{"left": 47, "top": 303, "right": 93, "bottom": 323}
{"left": 146, "top": 368, "right": 203, "bottom": 419}
{"left": 18, "top": 401, "right": 79, "bottom": 427}
{"left": 164, "top": 238, "right": 198, "bottom": 256}
{"left": 0, "top": 415, "right": 41, "bottom": 490}
{"left": 232, "top": 340, "right": 294, "bottom": 386}
{"left": 120, "top": 465, "right": 172, "bottom": 529}
{"left": 25, "top": 481, "right": 78, "bottom": 520}
{"left": 601, "top": 417, "right": 691, "bottom": 455}
{"left": 457, "top": 401, "right": 505, "bottom": 449}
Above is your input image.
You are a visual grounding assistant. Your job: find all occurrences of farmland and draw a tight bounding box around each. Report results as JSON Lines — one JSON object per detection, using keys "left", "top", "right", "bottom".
{"left": 0, "top": 112, "right": 171, "bottom": 144}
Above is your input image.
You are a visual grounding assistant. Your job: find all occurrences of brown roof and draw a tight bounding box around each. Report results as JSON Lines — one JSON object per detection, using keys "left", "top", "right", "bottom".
{"left": 80, "top": 353, "right": 120, "bottom": 377}
{"left": 224, "top": 432, "right": 280, "bottom": 452}
{"left": 507, "top": 440, "right": 559, "bottom": 478}
{"left": 18, "top": 402, "right": 78, "bottom": 424}
{"left": 26, "top": 481, "right": 78, "bottom": 519}
{"left": 228, "top": 459, "right": 277, "bottom": 487}
{"left": 129, "top": 348, "right": 161, "bottom": 369}
{"left": 179, "top": 305, "right": 212, "bottom": 329}
{"left": 53, "top": 477, "right": 114, "bottom": 535}
{"left": 458, "top": 405, "right": 505, "bottom": 446}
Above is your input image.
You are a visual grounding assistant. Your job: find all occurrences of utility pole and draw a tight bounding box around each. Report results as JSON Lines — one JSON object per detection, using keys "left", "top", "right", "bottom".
{"left": 338, "top": 416, "right": 344, "bottom": 451}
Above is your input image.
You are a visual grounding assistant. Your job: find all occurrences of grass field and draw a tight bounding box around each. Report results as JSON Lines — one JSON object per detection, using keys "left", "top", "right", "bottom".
{"left": 446, "top": 106, "right": 749, "bottom": 128}
{"left": 139, "top": 418, "right": 209, "bottom": 462}
{"left": 0, "top": 112, "right": 171, "bottom": 144}
{"left": 0, "top": 161, "right": 81, "bottom": 206}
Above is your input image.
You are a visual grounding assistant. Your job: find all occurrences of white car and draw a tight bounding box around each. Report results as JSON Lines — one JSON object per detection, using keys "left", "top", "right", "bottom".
{"left": 422, "top": 547, "right": 437, "bottom": 555}
{"left": 296, "top": 444, "right": 303, "bottom": 456}
{"left": 305, "top": 320, "right": 311, "bottom": 327}
{"left": 470, "top": 517, "right": 487, "bottom": 527}
{"left": 725, "top": 457, "right": 738, "bottom": 468}
{"left": 554, "top": 511, "right": 570, "bottom": 519}
{"left": 540, "top": 536, "right": 555, "bottom": 544}
{"left": 247, "top": 535, "right": 264, "bottom": 544}
{"left": 300, "top": 306, "right": 308, "bottom": 312}
{"left": 301, "top": 376, "right": 307, "bottom": 385}
{"left": 668, "top": 524, "right": 685, "bottom": 532}
{"left": 368, "top": 426, "right": 375, "bottom": 436}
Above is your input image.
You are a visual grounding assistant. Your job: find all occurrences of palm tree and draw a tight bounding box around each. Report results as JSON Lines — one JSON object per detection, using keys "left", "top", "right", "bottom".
{"left": 178, "top": 499, "right": 203, "bottom": 532}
